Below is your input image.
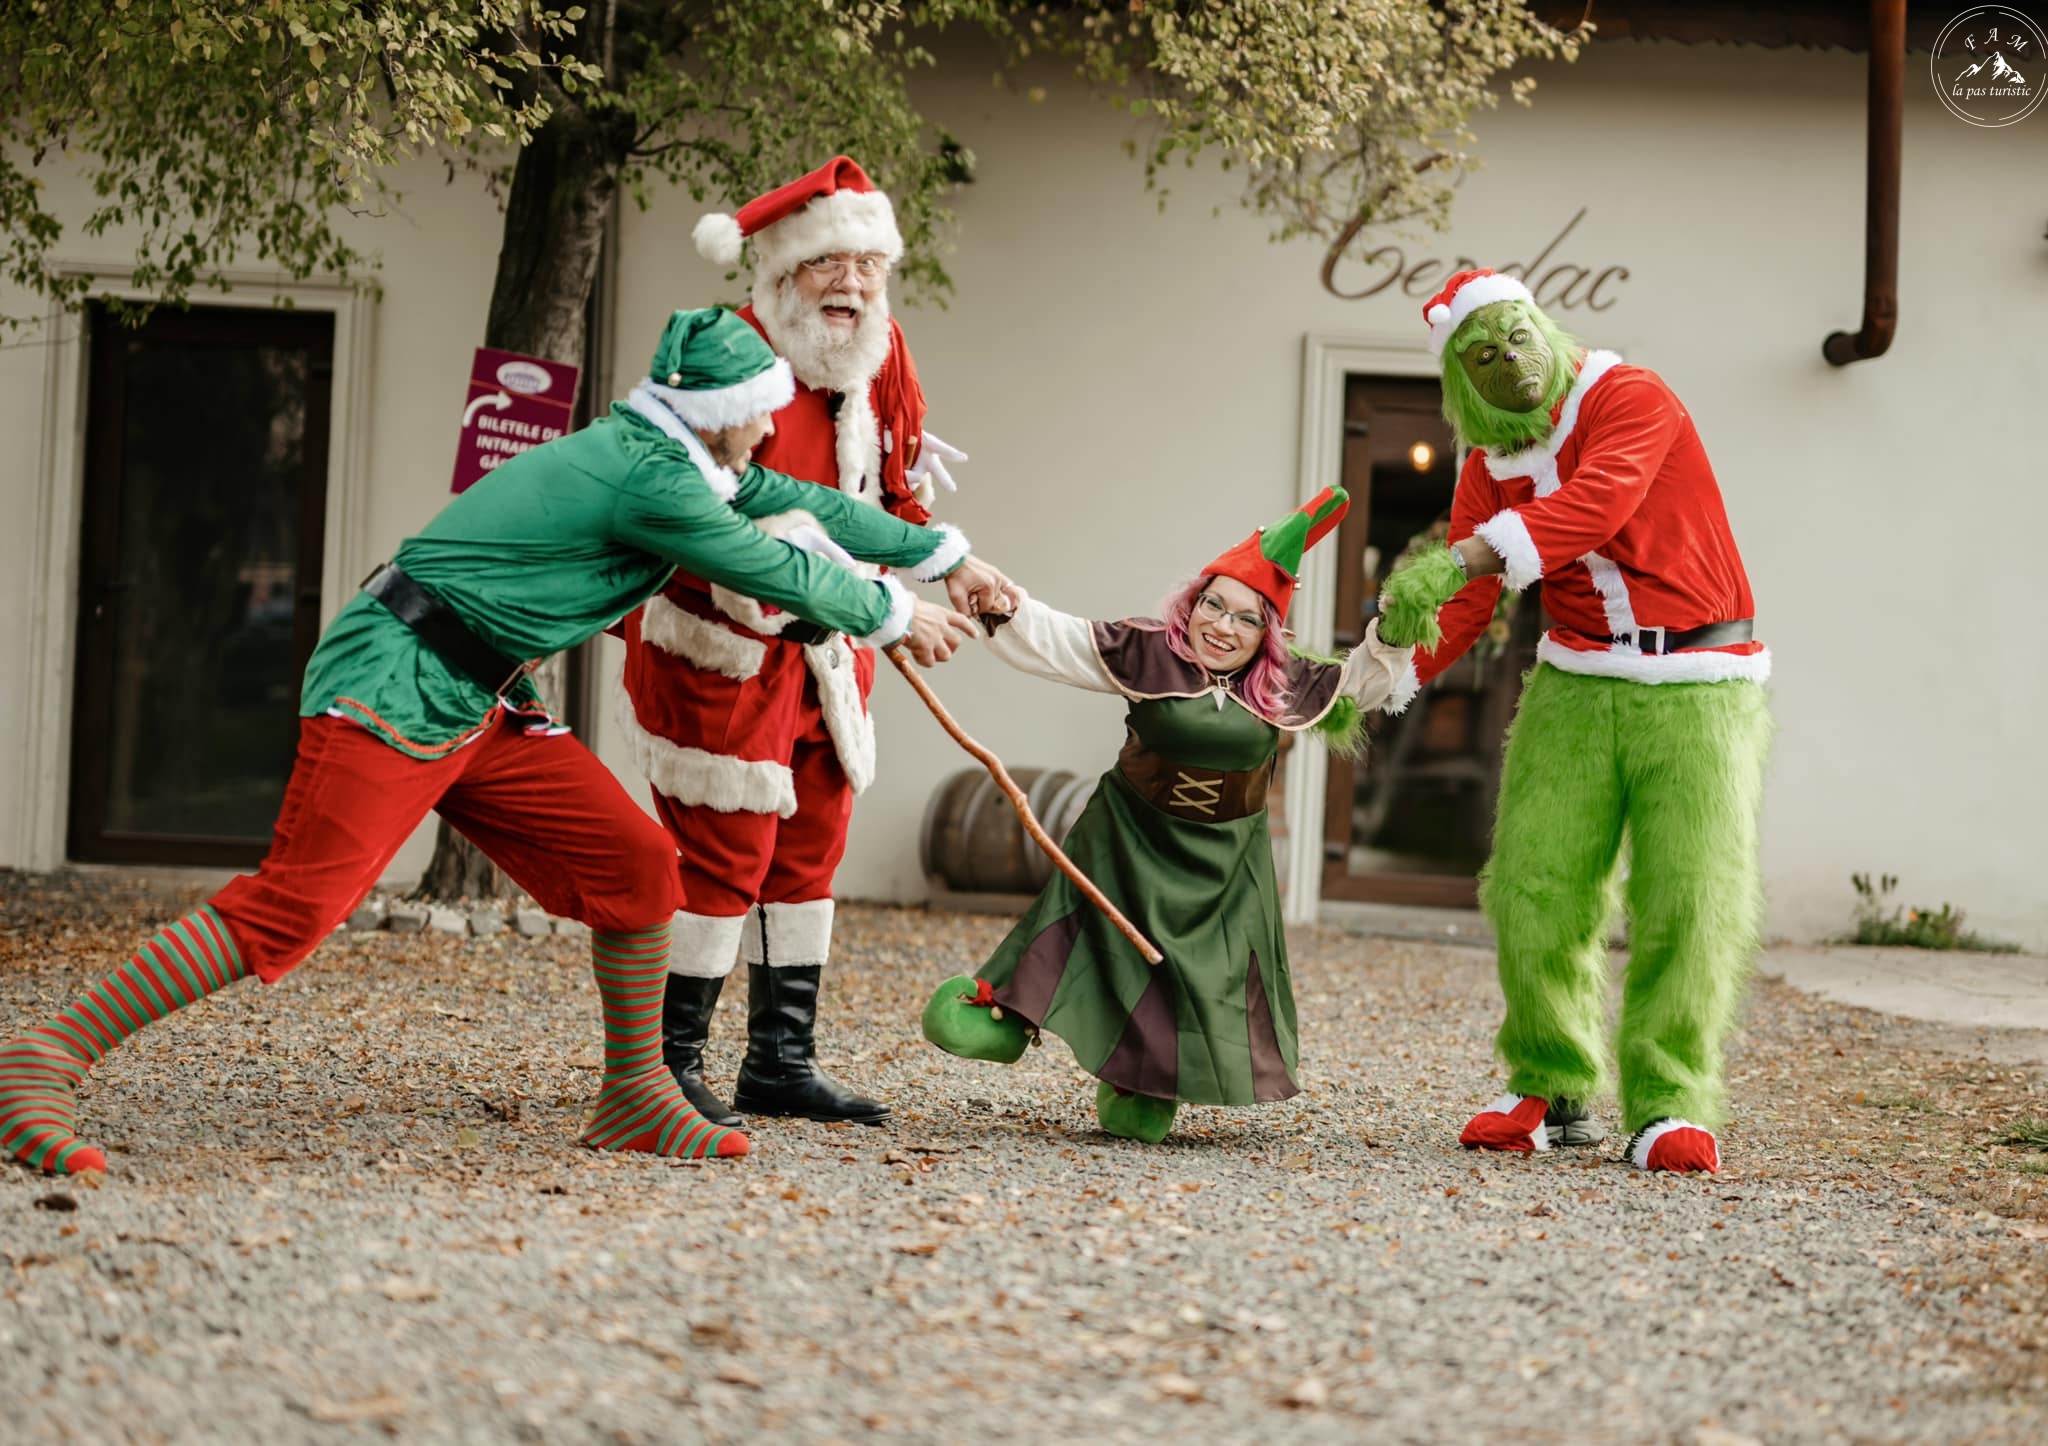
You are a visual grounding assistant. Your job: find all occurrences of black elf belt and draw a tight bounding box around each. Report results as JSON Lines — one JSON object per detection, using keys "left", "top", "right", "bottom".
{"left": 361, "top": 562, "right": 534, "bottom": 695}
{"left": 1600, "top": 620, "right": 1754, "bottom": 654}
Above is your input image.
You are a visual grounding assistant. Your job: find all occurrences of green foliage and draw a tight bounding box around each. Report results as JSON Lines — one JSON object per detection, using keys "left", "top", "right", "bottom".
{"left": 2000, "top": 1118, "right": 2048, "bottom": 1150}
{"left": 0, "top": 1, "right": 596, "bottom": 329}
{"left": 1044, "top": 1, "right": 1583, "bottom": 249}
{"left": 5, "top": 2, "right": 1578, "bottom": 328}
{"left": 1844, "top": 873, "right": 2020, "bottom": 954}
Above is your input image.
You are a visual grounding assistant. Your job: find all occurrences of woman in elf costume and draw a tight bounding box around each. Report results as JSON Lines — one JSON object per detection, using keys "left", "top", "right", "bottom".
{"left": 920, "top": 487, "right": 1412, "bottom": 1143}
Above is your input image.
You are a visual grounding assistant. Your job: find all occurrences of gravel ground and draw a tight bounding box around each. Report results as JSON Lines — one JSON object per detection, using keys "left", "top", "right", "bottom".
{"left": 3, "top": 870, "right": 2045, "bottom": 1445}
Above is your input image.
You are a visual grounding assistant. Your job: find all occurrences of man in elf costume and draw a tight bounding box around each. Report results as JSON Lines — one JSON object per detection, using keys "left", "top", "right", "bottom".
{"left": 1375, "top": 268, "right": 1772, "bottom": 1174}
{"left": 621, "top": 157, "right": 972, "bottom": 1127}
{"left": 0, "top": 306, "right": 1003, "bottom": 1177}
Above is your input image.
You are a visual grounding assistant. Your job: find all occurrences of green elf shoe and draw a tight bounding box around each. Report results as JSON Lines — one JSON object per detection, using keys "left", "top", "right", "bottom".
{"left": 1095, "top": 1082, "right": 1177, "bottom": 1144}
{"left": 921, "top": 976, "right": 1030, "bottom": 1064}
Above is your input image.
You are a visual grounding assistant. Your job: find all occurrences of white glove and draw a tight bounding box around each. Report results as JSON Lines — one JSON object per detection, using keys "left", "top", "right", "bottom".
{"left": 905, "top": 430, "right": 967, "bottom": 506}
{"left": 782, "top": 522, "right": 857, "bottom": 570}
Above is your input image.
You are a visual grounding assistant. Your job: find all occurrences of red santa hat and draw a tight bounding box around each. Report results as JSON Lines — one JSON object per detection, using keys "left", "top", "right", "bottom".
{"left": 1422, "top": 268, "right": 1537, "bottom": 357}
{"left": 692, "top": 156, "right": 904, "bottom": 282}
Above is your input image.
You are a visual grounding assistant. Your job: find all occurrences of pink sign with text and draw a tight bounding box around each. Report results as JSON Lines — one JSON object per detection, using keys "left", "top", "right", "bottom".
{"left": 450, "top": 346, "right": 580, "bottom": 494}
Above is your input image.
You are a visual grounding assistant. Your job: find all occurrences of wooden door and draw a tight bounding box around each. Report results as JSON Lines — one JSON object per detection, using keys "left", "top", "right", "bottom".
{"left": 1319, "top": 374, "right": 1545, "bottom": 907}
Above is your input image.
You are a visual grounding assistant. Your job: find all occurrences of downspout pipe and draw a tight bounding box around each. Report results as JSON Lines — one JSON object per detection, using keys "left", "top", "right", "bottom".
{"left": 1825, "top": 0, "right": 1905, "bottom": 365}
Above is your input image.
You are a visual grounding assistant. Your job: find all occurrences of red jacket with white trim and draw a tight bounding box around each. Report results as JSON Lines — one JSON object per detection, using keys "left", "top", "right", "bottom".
{"left": 1412, "top": 352, "right": 1770, "bottom": 689}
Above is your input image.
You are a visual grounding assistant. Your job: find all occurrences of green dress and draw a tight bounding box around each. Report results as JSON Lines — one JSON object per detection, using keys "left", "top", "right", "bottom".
{"left": 977, "top": 615, "right": 1367, "bottom": 1107}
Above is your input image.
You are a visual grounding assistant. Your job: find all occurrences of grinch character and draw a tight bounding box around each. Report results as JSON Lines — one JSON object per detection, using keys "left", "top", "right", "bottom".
{"left": 623, "top": 157, "right": 977, "bottom": 1128}
{"left": 0, "top": 307, "right": 1006, "bottom": 1177}
{"left": 921, "top": 488, "right": 1414, "bottom": 1143}
{"left": 1375, "top": 268, "right": 1772, "bottom": 1174}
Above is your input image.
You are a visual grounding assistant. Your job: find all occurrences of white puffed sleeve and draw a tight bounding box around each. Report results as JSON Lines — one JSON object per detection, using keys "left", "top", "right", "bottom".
{"left": 1337, "top": 618, "right": 1419, "bottom": 714}
{"left": 984, "top": 594, "right": 1123, "bottom": 695}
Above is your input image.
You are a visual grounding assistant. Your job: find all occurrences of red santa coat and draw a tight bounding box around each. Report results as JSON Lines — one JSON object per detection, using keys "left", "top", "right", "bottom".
{"left": 618, "top": 307, "right": 928, "bottom": 832}
{"left": 1404, "top": 351, "right": 1769, "bottom": 700}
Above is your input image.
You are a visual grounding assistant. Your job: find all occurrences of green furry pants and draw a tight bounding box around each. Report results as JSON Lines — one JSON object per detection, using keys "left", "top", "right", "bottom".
{"left": 1478, "top": 664, "right": 1772, "bottom": 1133}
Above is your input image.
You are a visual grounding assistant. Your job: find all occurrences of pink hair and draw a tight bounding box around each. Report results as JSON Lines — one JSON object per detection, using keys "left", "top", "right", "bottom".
{"left": 1156, "top": 575, "right": 1292, "bottom": 719}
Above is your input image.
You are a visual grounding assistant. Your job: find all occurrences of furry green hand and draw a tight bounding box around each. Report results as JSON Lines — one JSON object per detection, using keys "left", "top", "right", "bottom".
{"left": 1376, "top": 545, "right": 1469, "bottom": 650}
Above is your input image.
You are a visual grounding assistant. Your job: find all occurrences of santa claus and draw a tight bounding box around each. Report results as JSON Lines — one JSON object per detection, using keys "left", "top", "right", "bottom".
{"left": 618, "top": 157, "right": 981, "bottom": 1127}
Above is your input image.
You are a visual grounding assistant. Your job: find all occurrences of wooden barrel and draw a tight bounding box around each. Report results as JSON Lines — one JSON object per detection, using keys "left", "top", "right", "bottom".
{"left": 920, "top": 767, "right": 1097, "bottom": 894}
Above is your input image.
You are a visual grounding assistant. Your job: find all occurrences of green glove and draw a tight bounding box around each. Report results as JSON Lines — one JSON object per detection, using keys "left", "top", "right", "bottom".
{"left": 1375, "top": 545, "right": 1468, "bottom": 650}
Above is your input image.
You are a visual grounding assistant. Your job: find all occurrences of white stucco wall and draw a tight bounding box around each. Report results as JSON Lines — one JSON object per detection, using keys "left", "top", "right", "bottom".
{"left": 615, "top": 38, "right": 2048, "bottom": 950}
{"left": 2, "top": 37, "right": 2041, "bottom": 952}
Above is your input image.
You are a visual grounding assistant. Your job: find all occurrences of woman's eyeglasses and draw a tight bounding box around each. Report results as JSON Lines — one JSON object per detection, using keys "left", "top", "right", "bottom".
{"left": 1194, "top": 592, "right": 1264, "bottom": 633}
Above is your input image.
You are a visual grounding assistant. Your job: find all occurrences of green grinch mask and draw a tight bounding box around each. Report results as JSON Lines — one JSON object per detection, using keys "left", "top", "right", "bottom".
{"left": 1455, "top": 302, "right": 1554, "bottom": 412}
{"left": 1438, "top": 300, "right": 1581, "bottom": 455}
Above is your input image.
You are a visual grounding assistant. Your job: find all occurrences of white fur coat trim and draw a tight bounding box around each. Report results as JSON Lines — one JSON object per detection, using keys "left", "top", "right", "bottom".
{"left": 856, "top": 575, "right": 917, "bottom": 649}
{"left": 640, "top": 592, "right": 767, "bottom": 680}
{"left": 806, "top": 636, "right": 876, "bottom": 794}
{"left": 668, "top": 909, "right": 748, "bottom": 979}
{"left": 741, "top": 898, "right": 836, "bottom": 968}
{"left": 1385, "top": 657, "right": 1423, "bottom": 716}
{"left": 1481, "top": 350, "right": 1625, "bottom": 491}
{"left": 1629, "top": 1118, "right": 1716, "bottom": 1171}
{"left": 1474, "top": 509, "right": 1544, "bottom": 592}
{"left": 911, "top": 522, "right": 971, "bottom": 583}
{"left": 835, "top": 383, "right": 885, "bottom": 506}
{"left": 1536, "top": 635, "right": 1773, "bottom": 685}
{"left": 614, "top": 688, "right": 797, "bottom": 817}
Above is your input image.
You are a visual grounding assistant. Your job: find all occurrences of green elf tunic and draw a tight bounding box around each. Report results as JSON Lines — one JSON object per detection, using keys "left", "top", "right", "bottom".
{"left": 975, "top": 599, "right": 1412, "bottom": 1106}
{"left": 300, "top": 392, "right": 968, "bottom": 758}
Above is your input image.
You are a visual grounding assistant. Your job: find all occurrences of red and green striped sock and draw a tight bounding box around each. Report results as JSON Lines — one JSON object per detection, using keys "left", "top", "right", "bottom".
{"left": 1, "top": 905, "right": 251, "bottom": 1175}
{"left": 580, "top": 925, "right": 749, "bottom": 1160}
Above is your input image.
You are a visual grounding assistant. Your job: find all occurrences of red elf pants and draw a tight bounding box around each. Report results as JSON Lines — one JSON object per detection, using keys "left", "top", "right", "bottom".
{"left": 212, "top": 714, "right": 680, "bottom": 983}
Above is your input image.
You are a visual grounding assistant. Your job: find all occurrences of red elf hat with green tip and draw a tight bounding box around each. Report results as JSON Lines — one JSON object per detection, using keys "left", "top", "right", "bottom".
{"left": 1202, "top": 486, "right": 1349, "bottom": 621}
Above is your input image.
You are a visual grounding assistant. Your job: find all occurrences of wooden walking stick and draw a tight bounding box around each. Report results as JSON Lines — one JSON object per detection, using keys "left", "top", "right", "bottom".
{"left": 886, "top": 644, "right": 1164, "bottom": 965}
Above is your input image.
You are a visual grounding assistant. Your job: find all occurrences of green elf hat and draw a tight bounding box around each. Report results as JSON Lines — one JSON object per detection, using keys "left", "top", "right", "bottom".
{"left": 1202, "top": 485, "right": 1349, "bottom": 620}
{"left": 643, "top": 306, "right": 795, "bottom": 430}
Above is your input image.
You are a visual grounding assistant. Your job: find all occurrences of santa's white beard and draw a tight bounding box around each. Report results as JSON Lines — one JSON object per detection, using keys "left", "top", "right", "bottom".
{"left": 757, "top": 276, "right": 892, "bottom": 393}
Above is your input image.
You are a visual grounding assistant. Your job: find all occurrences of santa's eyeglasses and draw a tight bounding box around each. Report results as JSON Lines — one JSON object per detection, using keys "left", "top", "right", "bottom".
{"left": 799, "top": 253, "right": 888, "bottom": 281}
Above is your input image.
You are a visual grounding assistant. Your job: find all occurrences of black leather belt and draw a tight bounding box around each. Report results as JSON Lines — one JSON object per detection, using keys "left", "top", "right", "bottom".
{"left": 1600, "top": 619, "right": 1754, "bottom": 655}
{"left": 361, "top": 561, "right": 532, "bottom": 695}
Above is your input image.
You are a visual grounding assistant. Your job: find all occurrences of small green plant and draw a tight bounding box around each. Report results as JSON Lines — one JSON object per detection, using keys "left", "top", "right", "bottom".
{"left": 1843, "top": 874, "right": 2021, "bottom": 953}
{"left": 2002, "top": 1118, "right": 2048, "bottom": 1150}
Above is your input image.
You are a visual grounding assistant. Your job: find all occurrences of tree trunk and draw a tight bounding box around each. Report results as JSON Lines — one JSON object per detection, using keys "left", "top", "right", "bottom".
{"left": 415, "top": 8, "right": 630, "bottom": 902}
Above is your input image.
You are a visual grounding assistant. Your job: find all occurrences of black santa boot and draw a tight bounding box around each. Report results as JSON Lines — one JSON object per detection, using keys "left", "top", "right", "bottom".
{"left": 660, "top": 972, "right": 742, "bottom": 1128}
{"left": 732, "top": 964, "right": 889, "bottom": 1124}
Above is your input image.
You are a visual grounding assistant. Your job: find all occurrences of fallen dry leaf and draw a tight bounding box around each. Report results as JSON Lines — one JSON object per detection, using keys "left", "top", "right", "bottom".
{"left": 1155, "top": 1374, "right": 1203, "bottom": 1402}
{"left": 303, "top": 1392, "right": 408, "bottom": 1424}
{"left": 376, "top": 1276, "right": 440, "bottom": 1303}
{"left": 1281, "top": 1377, "right": 1329, "bottom": 1410}
{"left": 892, "top": 1241, "right": 941, "bottom": 1257}
{"left": 716, "top": 1362, "right": 763, "bottom": 1389}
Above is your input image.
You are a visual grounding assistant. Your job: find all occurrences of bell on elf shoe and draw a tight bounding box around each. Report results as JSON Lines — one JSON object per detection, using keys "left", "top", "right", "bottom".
{"left": 921, "top": 975, "right": 1032, "bottom": 1063}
